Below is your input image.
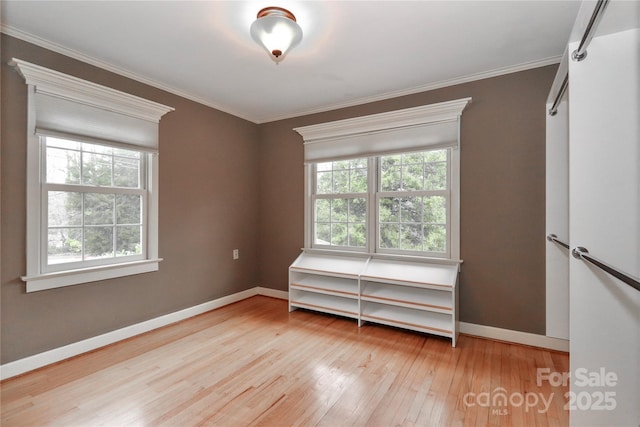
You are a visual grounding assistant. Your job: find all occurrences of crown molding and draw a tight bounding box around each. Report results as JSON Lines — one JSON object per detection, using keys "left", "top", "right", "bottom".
{"left": 257, "top": 56, "right": 561, "bottom": 123}
{"left": 2, "top": 24, "right": 560, "bottom": 125}
{"left": 1, "top": 24, "right": 254, "bottom": 122}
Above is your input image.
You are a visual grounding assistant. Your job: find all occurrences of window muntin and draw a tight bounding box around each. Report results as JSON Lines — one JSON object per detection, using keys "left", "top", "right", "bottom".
{"left": 312, "top": 158, "right": 368, "bottom": 249}
{"left": 310, "top": 148, "right": 451, "bottom": 258}
{"left": 42, "top": 136, "right": 146, "bottom": 271}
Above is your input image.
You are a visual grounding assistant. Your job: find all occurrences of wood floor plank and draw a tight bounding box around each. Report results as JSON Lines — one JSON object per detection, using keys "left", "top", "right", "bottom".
{"left": 1, "top": 296, "right": 569, "bottom": 426}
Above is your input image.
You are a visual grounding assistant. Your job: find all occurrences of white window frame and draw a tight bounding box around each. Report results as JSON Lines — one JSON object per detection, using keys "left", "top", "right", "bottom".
{"left": 375, "top": 148, "right": 454, "bottom": 258}
{"left": 12, "top": 59, "right": 173, "bottom": 292}
{"left": 40, "top": 136, "right": 150, "bottom": 273}
{"left": 310, "top": 158, "right": 372, "bottom": 252}
{"left": 297, "top": 98, "right": 470, "bottom": 262}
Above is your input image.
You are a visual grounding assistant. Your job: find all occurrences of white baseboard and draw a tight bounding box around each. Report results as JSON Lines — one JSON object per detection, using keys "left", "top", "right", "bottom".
{"left": 459, "top": 322, "right": 569, "bottom": 352}
{"left": 1, "top": 287, "right": 567, "bottom": 380}
{"left": 256, "top": 287, "right": 288, "bottom": 300}
{"left": 0, "top": 286, "right": 283, "bottom": 380}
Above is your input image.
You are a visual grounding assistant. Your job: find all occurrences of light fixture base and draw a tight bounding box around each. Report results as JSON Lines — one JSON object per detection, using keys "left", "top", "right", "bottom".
{"left": 256, "top": 6, "right": 297, "bottom": 22}
{"left": 250, "top": 6, "right": 303, "bottom": 62}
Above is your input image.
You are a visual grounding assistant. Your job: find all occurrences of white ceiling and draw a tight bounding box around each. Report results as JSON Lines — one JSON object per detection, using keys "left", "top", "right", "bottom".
{"left": 2, "top": 1, "right": 581, "bottom": 123}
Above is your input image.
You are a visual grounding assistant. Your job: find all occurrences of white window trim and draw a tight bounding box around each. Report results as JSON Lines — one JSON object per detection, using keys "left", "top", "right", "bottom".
{"left": 375, "top": 149, "right": 453, "bottom": 258}
{"left": 296, "top": 98, "right": 470, "bottom": 262}
{"left": 11, "top": 59, "right": 173, "bottom": 292}
{"left": 310, "top": 158, "right": 371, "bottom": 252}
{"left": 39, "top": 138, "right": 149, "bottom": 274}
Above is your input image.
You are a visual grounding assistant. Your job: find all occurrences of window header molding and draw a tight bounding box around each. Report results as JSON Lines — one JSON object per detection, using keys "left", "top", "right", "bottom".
{"left": 10, "top": 58, "right": 174, "bottom": 123}
{"left": 295, "top": 97, "right": 472, "bottom": 163}
{"left": 294, "top": 97, "right": 471, "bottom": 143}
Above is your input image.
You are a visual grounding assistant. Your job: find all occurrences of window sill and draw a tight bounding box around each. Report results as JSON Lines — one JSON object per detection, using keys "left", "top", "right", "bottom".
{"left": 21, "top": 258, "right": 162, "bottom": 292}
{"left": 303, "top": 247, "right": 462, "bottom": 268}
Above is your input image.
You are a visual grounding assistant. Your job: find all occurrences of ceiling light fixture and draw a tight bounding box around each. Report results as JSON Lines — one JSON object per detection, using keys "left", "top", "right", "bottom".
{"left": 250, "top": 6, "right": 302, "bottom": 63}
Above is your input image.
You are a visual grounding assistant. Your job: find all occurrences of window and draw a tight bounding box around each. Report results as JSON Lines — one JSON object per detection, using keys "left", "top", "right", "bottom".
{"left": 43, "top": 137, "right": 147, "bottom": 271}
{"left": 12, "top": 58, "right": 173, "bottom": 291}
{"left": 298, "top": 98, "right": 471, "bottom": 261}
{"left": 378, "top": 149, "right": 449, "bottom": 255}
{"left": 310, "top": 148, "right": 452, "bottom": 257}
{"left": 313, "top": 158, "right": 368, "bottom": 248}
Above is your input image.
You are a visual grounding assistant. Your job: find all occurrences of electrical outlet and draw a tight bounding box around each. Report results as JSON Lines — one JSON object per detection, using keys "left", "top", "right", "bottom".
{"left": 233, "top": 249, "right": 239, "bottom": 260}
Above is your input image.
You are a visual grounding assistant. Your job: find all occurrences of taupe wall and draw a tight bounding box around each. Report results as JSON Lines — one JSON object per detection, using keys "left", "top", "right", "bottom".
{"left": 1, "top": 32, "right": 555, "bottom": 364}
{"left": 258, "top": 65, "right": 556, "bottom": 335}
{"left": 1, "top": 35, "right": 261, "bottom": 363}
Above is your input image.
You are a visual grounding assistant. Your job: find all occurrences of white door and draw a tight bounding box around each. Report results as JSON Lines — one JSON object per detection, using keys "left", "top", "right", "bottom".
{"left": 568, "top": 14, "right": 640, "bottom": 427}
{"left": 546, "top": 87, "right": 570, "bottom": 341}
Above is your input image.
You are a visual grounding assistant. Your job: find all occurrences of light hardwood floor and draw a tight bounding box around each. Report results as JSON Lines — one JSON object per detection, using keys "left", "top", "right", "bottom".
{"left": 1, "top": 296, "right": 569, "bottom": 426}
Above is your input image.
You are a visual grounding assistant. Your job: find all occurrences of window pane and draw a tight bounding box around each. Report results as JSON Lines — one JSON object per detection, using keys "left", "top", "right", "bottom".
{"left": 85, "top": 193, "right": 114, "bottom": 225}
{"left": 379, "top": 197, "right": 399, "bottom": 222}
{"left": 400, "top": 197, "right": 422, "bottom": 223}
{"left": 424, "top": 224, "right": 446, "bottom": 252}
{"left": 425, "top": 149, "right": 447, "bottom": 162}
{"left": 114, "top": 157, "right": 140, "bottom": 188}
{"left": 48, "top": 228, "right": 82, "bottom": 264}
{"left": 348, "top": 198, "right": 366, "bottom": 222}
{"left": 46, "top": 147, "right": 81, "bottom": 184}
{"left": 315, "top": 223, "right": 330, "bottom": 245}
{"left": 381, "top": 154, "right": 401, "bottom": 169}
{"left": 316, "top": 171, "right": 332, "bottom": 194}
{"left": 403, "top": 151, "right": 424, "bottom": 164}
{"left": 331, "top": 199, "right": 347, "bottom": 222}
{"left": 84, "top": 227, "right": 114, "bottom": 259}
{"left": 331, "top": 223, "right": 347, "bottom": 246}
{"left": 425, "top": 161, "right": 447, "bottom": 190}
{"left": 116, "top": 226, "right": 142, "bottom": 256}
{"left": 333, "top": 160, "right": 350, "bottom": 170}
{"left": 82, "top": 152, "right": 113, "bottom": 186}
{"left": 379, "top": 223, "right": 399, "bottom": 249}
{"left": 381, "top": 154, "right": 401, "bottom": 191}
{"left": 48, "top": 192, "right": 82, "bottom": 226}
{"left": 315, "top": 199, "right": 330, "bottom": 222}
{"left": 333, "top": 170, "right": 349, "bottom": 193}
{"left": 348, "top": 223, "right": 366, "bottom": 247}
{"left": 424, "top": 196, "right": 446, "bottom": 223}
{"left": 350, "top": 168, "right": 367, "bottom": 192}
{"left": 317, "top": 162, "right": 332, "bottom": 172}
{"left": 350, "top": 158, "right": 367, "bottom": 169}
{"left": 402, "top": 163, "right": 424, "bottom": 191}
{"left": 381, "top": 165, "right": 401, "bottom": 191}
{"left": 400, "top": 224, "right": 422, "bottom": 251}
{"left": 116, "top": 195, "right": 141, "bottom": 225}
